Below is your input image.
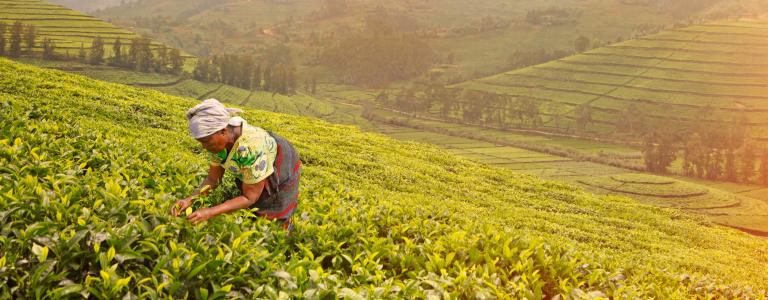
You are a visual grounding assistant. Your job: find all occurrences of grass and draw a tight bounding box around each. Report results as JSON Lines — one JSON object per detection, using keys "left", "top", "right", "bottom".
{"left": 0, "top": 0, "right": 195, "bottom": 70}
{"left": 362, "top": 106, "right": 768, "bottom": 234}
{"left": 5, "top": 57, "right": 768, "bottom": 297}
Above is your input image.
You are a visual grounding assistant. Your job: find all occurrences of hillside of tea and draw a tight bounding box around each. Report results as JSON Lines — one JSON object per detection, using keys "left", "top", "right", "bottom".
{"left": 2, "top": 59, "right": 768, "bottom": 298}
{"left": 457, "top": 19, "right": 768, "bottom": 140}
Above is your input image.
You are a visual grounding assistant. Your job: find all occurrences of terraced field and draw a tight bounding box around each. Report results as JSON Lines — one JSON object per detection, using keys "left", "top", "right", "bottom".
{"left": 369, "top": 111, "right": 768, "bottom": 234}
{"left": 458, "top": 19, "right": 768, "bottom": 140}
{"left": 0, "top": 0, "right": 194, "bottom": 66}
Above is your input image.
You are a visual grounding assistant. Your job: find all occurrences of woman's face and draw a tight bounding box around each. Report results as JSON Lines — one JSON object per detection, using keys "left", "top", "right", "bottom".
{"left": 197, "top": 129, "right": 228, "bottom": 153}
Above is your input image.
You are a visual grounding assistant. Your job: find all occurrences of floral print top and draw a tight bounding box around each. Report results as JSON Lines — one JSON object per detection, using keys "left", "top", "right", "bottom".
{"left": 210, "top": 122, "right": 277, "bottom": 184}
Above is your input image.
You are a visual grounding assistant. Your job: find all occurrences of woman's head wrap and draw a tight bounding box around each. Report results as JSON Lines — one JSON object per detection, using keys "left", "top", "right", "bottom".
{"left": 185, "top": 99, "right": 243, "bottom": 139}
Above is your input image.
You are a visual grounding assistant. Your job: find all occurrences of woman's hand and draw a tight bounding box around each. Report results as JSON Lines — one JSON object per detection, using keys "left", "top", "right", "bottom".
{"left": 187, "top": 207, "right": 216, "bottom": 224}
{"left": 170, "top": 197, "right": 193, "bottom": 217}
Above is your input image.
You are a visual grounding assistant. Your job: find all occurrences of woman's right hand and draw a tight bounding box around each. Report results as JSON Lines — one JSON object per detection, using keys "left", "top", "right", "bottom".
{"left": 171, "top": 197, "right": 193, "bottom": 217}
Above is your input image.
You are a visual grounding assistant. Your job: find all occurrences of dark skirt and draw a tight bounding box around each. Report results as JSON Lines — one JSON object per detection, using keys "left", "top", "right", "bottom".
{"left": 236, "top": 131, "right": 301, "bottom": 230}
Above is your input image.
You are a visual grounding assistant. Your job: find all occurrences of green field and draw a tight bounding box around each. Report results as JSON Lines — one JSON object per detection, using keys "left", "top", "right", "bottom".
{"left": 366, "top": 108, "right": 768, "bottom": 233}
{"left": 92, "top": 0, "right": 767, "bottom": 81}
{"left": 5, "top": 56, "right": 768, "bottom": 298}
{"left": 458, "top": 19, "right": 768, "bottom": 140}
{"left": 16, "top": 57, "right": 371, "bottom": 128}
{"left": 18, "top": 52, "right": 768, "bottom": 235}
{"left": 0, "top": 0, "right": 195, "bottom": 69}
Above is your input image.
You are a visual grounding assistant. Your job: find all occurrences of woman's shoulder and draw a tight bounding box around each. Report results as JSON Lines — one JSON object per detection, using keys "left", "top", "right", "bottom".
{"left": 239, "top": 124, "right": 276, "bottom": 150}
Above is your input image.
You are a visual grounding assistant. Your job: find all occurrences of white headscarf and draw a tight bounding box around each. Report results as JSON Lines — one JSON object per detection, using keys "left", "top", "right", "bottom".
{"left": 185, "top": 99, "right": 243, "bottom": 139}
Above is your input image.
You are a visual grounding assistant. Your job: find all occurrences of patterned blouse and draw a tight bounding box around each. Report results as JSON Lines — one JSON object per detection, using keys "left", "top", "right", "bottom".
{"left": 210, "top": 122, "right": 278, "bottom": 184}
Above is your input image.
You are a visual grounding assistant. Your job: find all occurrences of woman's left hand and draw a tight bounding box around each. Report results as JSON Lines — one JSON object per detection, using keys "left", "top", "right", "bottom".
{"left": 187, "top": 207, "right": 216, "bottom": 224}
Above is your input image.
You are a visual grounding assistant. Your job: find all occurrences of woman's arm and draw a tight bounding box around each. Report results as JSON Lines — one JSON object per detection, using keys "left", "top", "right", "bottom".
{"left": 171, "top": 164, "right": 225, "bottom": 216}
{"left": 187, "top": 179, "right": 266, "bottom": 223}
{"left": 195, "top": 164, "right": 226, "bottom": 196}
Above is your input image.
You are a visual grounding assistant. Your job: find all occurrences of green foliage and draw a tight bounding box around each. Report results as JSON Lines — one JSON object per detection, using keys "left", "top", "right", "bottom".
{"left": 41, "top": 38, "right": 56, "bottom": 60}
{"left": 0, "top": 22, "right": 6, "bottom": 56}
{"left": 23, "top": 24, "right": 36, "bottom": 54}
{"left": 9, "top": 21, "right": 22, "bottom": 58}
{"left": 574, "top": 35, "right": 590, "bottom": 53}
{"left": 321, "top": 22, "right": 435, "bottom": 87}
{"left": 89, "top": 36, "right": 105, "bottom": 66}
{"left": 1, "top": 58, "right": 768, "bottom": 298}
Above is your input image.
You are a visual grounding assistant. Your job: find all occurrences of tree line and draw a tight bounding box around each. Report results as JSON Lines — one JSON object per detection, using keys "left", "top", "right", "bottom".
{"left": 193, "top": 53, "right": 299, "bottom": 95}
{"left": 371, "top": 85, "right": 768, "bottom": 184}
{"left": 0, "top": 21, "right": 184, "bottom": 74}
{"left": 374, "top": 85, "right": 594, "bottom": 132}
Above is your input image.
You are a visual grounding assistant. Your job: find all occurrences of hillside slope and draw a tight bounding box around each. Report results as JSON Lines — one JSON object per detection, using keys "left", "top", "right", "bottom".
{"left": 457, "top": 19, "right": 768, "bottom": 140}
{"left": 0, "top": 0, "right": 193, "bottom": 62}
{"left": 94, "top": 0, "right": 768, "bottom": 80}
{"left": 1, "top": 58, "right": 768, "bottom": 298}
{"left": 47, "top": 0, "right": 133, "bottom": 12}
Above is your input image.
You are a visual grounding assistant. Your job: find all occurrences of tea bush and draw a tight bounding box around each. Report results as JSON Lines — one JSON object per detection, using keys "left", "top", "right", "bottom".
{"left": 1, "top": 58, "right": 767, "bottom": 298}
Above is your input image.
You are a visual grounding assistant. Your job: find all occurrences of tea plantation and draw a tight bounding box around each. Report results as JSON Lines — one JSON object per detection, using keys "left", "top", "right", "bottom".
{"left": 2, "top": 58, "right": 768, "bottom": 298}
{"left": 458, "top": 19, "right": 768, "bottom": 140}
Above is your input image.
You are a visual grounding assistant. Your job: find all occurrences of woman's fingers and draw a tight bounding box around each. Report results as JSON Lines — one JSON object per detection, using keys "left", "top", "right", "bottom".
{"left": 170, "top": 201, "right": 180, "bottom": 216}
{"left": 187, "top": 208, "right": 212, "bottom": 224}
{"left": 187, "top": 211, "right": 199, "bottom": 222}
{"left": 171, "top": 199, "right": 191, "bottom": 216}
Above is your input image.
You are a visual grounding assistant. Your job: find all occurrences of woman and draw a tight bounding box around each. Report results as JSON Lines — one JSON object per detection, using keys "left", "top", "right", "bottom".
{"left": 171, "top": 99, "right": 302, "bottom": 230}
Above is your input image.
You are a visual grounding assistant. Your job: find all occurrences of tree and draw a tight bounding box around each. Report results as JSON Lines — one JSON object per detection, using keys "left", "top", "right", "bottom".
{"left": 193, "top": 58, "right": 211, "bottom": 81}
{"left": 375, "top": 90, "right": 389, "bottom": 106}
{"left": 682, "top": 133, "right": 705, "bottom": 177}
{"left": 761, "top": 149, "right": 768, "bottom": 186}
{"left": 23, "top": 24, "right": 36, "bottom": 54}
{"left": 286, "top": 66, "right": 297, "bottom": 94}
{"left": 642, "top": 129, "right": 678, "bottom": 173}
{"left": 127, "top": 38, "right": 139, "bottom": 69}
{"left": 89, "top": 36, "right": 104, "bottom": 65}
{"left": 262, "top": 65, "right": 273, "bottom": 92}
{"left": 41, "top": 38, "right": 56, "bottom": 60}
{"left": 78, "top": 42, "right": 87, "bottom": 63}
{"left": 274, "top": 64, "right": 287, "bottom": 94}
{"left": 251, "top": 65, "right": 262, "bottom": 91}
{"left": 136, "top": 38, "right": 153, "bottom": 72}
{"left": 438, "top": 88, "right": 459, "bottom": 120}
{"left": 574, "top": 35, "right": 590, "bottom": 53}
{"left": 724, "top": 148, "right": 737, "bottom": 182}
{"left": 111, "top": 37, "right": 123, "bottom": 67}
{"left": 9, "top": 21, "right": 23, "bottom": 58}
{"left": 237, "top": 54, "right": 254, "bottom": 89}
{"left": 706, "top": 149, "right": 723, "bottom": 180}
{"left": 741, "top": 142, "right": 757, "bottom": 183}
{"left": 0, "top": 22, "right": 7, "bottom": 56}
{"left": 169, "top": 48, "right": 183, "bottom": 74}
{"left": 154, "top": 45, "right": 167, "bottom": 73}
{"left": 460, "top": 90, "right": 483, "bottom": 123}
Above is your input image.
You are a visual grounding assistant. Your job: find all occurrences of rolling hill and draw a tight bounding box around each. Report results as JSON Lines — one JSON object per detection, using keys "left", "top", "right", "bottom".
{"left": 0, "top": 0, "right": 193, "bottom": 65}
{"left": 457, "top": 18, "right": 768, "bottom": 141}
{"left": 9, "top": 1, "right": 768, "bottom": 239}
{"left": 47, "top": 0, "right": 135, "bottom": 13}
{"left": 2, "top": 56, "right": 768, "bottom": 297}
{"left": 93, "top": 0, "right": 768, "bottom": 81}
